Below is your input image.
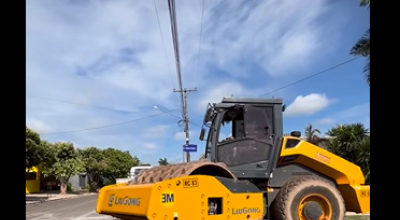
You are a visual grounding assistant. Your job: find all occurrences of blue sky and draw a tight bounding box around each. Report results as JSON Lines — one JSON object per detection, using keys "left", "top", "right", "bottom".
{"left": 26, "top": 0, "right": 370, "bottom": 165}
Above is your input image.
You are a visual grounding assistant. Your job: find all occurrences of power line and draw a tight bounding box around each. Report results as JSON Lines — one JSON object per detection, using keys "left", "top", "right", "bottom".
{"left": 28, "top": 94, "right": 201, "bottom": 130}
{"left": 155, "top": 106, "right": 201, "bottom": 127}
{"left": 39, "top": 111, "right": 175, "bottom": 136}
{"left": 195, "top": 0, "right": 205, "bottom": 88}
{"left": 27, "top": 95, "right": 139, "bottom": 114}
{"left": 153, "top": 0, "right": 176, "bottom": 89}
{"left": 260, "top": 57, "right": 361, "bottom": 96}
{"left": 168, "top": 0, "right": 197, "bottom": 162}
{"left": 167, "top": 0, "right": 184, "bottom": 92}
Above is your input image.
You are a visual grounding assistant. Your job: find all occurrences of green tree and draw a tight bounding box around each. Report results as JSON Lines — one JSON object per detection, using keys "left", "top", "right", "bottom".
{"left": 199, "top": 153, "right": 206, "bottom": 160}
{"left": 101, "top": 148, "right": 139, "bottom": 183}
{"left": 304, "top": 124, "right": 329, "bottom": 147}
{"left": 40, "top": 140, "right": 57, "bottom": 168}
{"left": 78, "top": 147, "right": 105, "bottom": 192}
{"left": 42, "top": 142, "right": 84, "bottom": 194}
{"left": 26, "top": 127, "right": 42, "bottom": 170}
{"left": 326, "top": 123, "right": 370, "bottom": 183}
{"left": 350, "top": 0, "right": 370, "bottom": 85}
{"left": 158, "top": 158, "right": 169, "bottom": 165}
{"left": 356, "top": 136, "right": 370, "bottom": 184}
{"left": 26, "top": 127, "right": 54, "bottom": 170}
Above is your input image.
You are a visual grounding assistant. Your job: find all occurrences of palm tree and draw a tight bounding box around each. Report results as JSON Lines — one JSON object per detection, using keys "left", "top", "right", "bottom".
{"left": 199, "top": 153, "right": 206, "bottom": 160}
{"left": 325, "top": 123, "right": 370, "bottom": 183}
{"left": 351, "top": 29, "right": 370, "bottom": 85}
{"left": 158, "top": 158, "right": 169, "bottom": 166}
{"left": 360, "top": 0, "right": 370, "bottom": 7}
{"left": 357, "top": 136, "right": 370, "bottom": 184}
{"left": 350, "top": 0, "right": 370, "bottom": 85}
{"left": 304, "top": 124, "right": 329, "bottom": 147}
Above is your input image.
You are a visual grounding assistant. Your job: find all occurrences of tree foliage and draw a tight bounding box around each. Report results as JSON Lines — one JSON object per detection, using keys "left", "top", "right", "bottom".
{"left": 304, "top": 124, "right": 329, "bottom": 148}
{"left": 199, "top": 153, "right": 206, "bottom": 160}
{"left": 101, "top": 148, "right": 139, "bottom": 183}
{"left": 26, "top": 127, "right": 55, "bottom": 170}
{"left": 158, "top": 158, "right": 169, "bottom": 165}
{"left": 78, "top": 147, "right": 105, "bottom": 191}
{"left": 42, "top": 142, "right": 84, "bottom": 194}
{"left": 26, "top": 127, "right": 43, "bottom": 170}
{"left": 326, "top": 123, "right": 370, "bottom": 183}
{"left": 351, "top": 0, "right": 370, "bottom": 85}
{"left": 360, "top": 0, "right": 370, "bottom": 7}
{"left": 26, "top": 127, "right": 149, "bottom": 193}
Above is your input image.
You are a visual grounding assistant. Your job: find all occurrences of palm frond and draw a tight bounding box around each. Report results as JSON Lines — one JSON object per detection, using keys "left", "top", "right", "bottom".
{"left": 350, "top": 29, "right": 370, "bottom": 57}
{"left": 360, "top": 0, "right": 370, "bottom": 8}
{"left": 364, "top": 56, "right": 370, "bottom": 85}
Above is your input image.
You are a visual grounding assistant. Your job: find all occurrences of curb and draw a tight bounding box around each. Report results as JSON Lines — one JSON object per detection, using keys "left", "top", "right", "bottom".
{"left": 346, "top": 212, "right": 370, "bottom": 216}
{"left": 26, "top": 193, "right": 97, "bottom": 206}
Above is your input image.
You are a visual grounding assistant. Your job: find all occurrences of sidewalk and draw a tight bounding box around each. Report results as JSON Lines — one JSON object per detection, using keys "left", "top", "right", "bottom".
{"left": 26, "top": 191, "right": 97, "bottom": 205}
{"left": 346, "top": 212, "right": 370, "bottom": 216}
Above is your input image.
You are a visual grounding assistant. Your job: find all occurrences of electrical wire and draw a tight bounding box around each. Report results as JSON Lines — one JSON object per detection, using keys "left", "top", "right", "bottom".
{"left": 156, "top": 108, "right": 201, "bottom": 127}
{"left": 153, "top": 0, "right": 176, "bottom": 90}
{"left": 260, "top": 57, "right": 361, "bottom": 96}
{"left": 28, "top": 93, "right": 202, "bottom": 131}
{"left": 39, "top": 111, "right": 175, "bottom": 136}
{"left": 195, "top": 0, "right": 205, "bottom": 88}
{"left": 27, "top": 95, "right": 139, "bottom": 114}
{"left": 167, "top": 0, "right": 185, "bottom": 115}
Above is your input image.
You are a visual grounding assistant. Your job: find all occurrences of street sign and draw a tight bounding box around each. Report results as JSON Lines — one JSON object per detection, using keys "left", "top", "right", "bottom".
{"left": 183, "top": 144, "right": 197, "bottom": 152}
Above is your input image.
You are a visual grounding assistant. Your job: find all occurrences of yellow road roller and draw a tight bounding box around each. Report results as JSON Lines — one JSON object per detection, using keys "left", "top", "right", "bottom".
{"left": 96, "top": 97, "right": 370, "bottom": 220}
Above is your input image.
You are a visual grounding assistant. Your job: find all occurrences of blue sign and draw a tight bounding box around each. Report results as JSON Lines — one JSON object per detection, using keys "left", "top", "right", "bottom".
{"left": 183, "top": 144, "right": 197, "bottom": 152}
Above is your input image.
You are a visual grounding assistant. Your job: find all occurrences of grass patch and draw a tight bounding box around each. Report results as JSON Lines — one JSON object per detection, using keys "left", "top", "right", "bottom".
{"left": 345, "top": 216, "right": 370, "bottom": 220}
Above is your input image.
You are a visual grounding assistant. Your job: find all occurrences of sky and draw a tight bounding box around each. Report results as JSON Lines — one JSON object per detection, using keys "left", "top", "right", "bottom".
{"left": 26, "top": 0, "right": 370, "bottom": 165}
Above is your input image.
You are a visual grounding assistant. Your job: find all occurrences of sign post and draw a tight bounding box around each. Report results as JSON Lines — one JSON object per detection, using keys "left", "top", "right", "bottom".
{"left": 183, "top": 144, "right": 197, "bottom": 153}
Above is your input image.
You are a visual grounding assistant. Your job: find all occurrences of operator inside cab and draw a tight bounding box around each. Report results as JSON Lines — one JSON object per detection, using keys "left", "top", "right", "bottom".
{"left": 217, "top": 106, "right": 273, "bottom": 167}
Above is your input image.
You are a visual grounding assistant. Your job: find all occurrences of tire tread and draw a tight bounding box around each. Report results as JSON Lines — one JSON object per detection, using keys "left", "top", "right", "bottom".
{"left": 270, "top": 175, "right": 345, "bottom": 220}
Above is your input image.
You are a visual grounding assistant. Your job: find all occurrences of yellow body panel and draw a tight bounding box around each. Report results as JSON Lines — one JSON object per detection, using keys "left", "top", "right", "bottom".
{"left": 97, "top": 175, "right": 265, "bottom": 220}
{"left": 26, "top": 166, "right": 41, "bottom": 194}
{"left": 280, "top": 137, "right": 370, "bottom": 214}
{"left": 280, "top": 137, "right": 365, "bottom": 185}
{"left": 337, "top": 185, "right": 370, "bottom": 214}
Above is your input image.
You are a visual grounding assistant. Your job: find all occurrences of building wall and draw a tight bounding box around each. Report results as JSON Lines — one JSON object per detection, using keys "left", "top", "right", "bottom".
{"left": 69, "top": 173, "right": 88, "bottom": 190}
{"left": 26, "top": 166, "right": 41, "bottom": 194}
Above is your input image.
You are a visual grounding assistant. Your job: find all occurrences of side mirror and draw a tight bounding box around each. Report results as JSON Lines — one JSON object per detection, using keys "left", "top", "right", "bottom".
{"left": 199, "top": 128, "right": 206, "bottom": 141}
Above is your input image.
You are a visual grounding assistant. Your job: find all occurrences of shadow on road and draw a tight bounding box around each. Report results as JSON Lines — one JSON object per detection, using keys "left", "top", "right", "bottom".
{"left": 26, "top": 190, "right": 89, "bottom": 203}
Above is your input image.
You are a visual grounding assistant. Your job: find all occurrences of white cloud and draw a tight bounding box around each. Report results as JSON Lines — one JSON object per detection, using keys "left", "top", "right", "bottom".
{"left": 173, "top": 130, "right": 199, "bottom": 142}
{"left": 331, "top": 103, "right": 370, "bottom": 127}
{"left": 26, "top": 118, "right": 53, "bottom": 133}
{"left": 316, "top": 118, "right": 336, "bottom": 125}
{"left": 144, "top": 125, "right": 170, "bottom": 138}
{"left": 174, "top": 132, "right": 185, "bottom": 141}
{"left": 336, "top": 103, "right": 370, "bottom": 120}
{"left": 196, "top": 81, "right": 244, "bottom": 111}
{"left": 144, "top": 143, "right": 158, "bottom": 150}
{"left": 26, "top": 0, "right": 354, "bottom": 161}
{"left": 285, "top": 93, "right": 332, "bottom": 116}
{"left": 195, "top": 81, "right": 270, "bottom": 112}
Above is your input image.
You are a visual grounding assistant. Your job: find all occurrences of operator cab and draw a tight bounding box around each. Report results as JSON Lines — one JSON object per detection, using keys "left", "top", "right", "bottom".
{"left": 199, "top": 97, "right": 285, "bottom": 179}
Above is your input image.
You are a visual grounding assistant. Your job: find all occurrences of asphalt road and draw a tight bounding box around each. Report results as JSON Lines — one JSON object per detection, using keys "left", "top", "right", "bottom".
{"left": 26, "top": 194, "right": 113, "bottom": 220}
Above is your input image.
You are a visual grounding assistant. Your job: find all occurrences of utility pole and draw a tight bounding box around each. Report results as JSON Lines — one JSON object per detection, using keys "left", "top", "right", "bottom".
{"left": 174, "top": 88, "right": 197, "bottom": 162}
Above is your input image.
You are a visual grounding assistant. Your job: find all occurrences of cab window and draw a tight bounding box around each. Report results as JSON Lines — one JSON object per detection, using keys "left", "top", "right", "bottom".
{"left": 217, "top": 107, "right": 245, "bottom": 144}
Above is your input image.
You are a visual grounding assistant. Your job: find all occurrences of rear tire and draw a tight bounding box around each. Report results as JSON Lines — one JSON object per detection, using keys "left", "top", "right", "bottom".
{"left": 270, "top": 176, "right": 345, "bottom": 220}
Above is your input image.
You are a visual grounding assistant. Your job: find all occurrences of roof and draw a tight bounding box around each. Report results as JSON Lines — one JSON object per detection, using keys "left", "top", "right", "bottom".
{"left": 221, "top": 97, "right": 283, "bottom": 105}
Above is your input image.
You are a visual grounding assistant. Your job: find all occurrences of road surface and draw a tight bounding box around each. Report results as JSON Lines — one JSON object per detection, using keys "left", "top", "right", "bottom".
{"left": 26, "top": 194, "right": 113, "bottom": 220}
